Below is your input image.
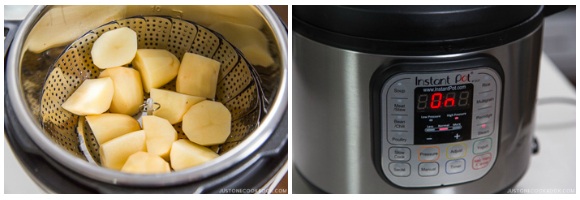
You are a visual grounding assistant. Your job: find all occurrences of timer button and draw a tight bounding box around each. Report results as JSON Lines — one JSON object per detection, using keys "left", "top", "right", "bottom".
{"left": 389, "top": 162, "right": 411, "bottom": 177}
{"left": 389, "top": 147, "right": 411, "bottom": 161}
{"left": 418, "top": 162, "right": 439, "bottom": 177}
{"left": 418, "top": 146, "right": 440, "bottom": 161}
{"left": 446, "top": 159, "right": 466, "bottom": 174}
{"left": 473, "top": 138, "right": 492, "bottom": 154}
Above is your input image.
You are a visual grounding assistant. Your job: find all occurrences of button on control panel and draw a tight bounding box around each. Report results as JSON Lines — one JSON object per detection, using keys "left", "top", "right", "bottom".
{"left": 379, "top": 67, "right": 501, "bottom": 187}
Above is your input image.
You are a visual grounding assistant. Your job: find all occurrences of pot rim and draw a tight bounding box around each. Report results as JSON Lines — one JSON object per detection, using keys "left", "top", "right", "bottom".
{"left": 6, "top": 5, "right": 288, "bottom": 187}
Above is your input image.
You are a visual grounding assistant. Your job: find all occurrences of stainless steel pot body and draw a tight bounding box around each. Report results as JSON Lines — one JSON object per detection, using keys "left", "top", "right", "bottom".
{"left": 293, "top": 24, "right": 542, "bottom": 193}
{"left": 6, "top": 5, "right": 287, "bottom": 188}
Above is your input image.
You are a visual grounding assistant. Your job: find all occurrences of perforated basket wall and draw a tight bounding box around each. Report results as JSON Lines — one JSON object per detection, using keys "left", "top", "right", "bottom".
{"left": 39, "top": 16, "right": 265, "bottom": 164}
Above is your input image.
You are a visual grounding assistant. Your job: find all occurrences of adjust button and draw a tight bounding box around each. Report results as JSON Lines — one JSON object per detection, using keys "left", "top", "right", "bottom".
{"left": 389, "top": 162, "right": 411, "bottom": 177}
{"left": 418, "top": 162, "right": 439, "bottom": 177}
{"left": 473, "top": 138, "right": 492, "bottom": 154}
{"left": 389, "top": 147, "right": 411, "bottom": 161}
{"left": 446, "top": 159, "right": 466, "bottom": 174}
{"left": 446, "top": 143, "right": 467, "bottom": 159}
{"left": 418, "top": 146, "right": 440, "bottom": 162}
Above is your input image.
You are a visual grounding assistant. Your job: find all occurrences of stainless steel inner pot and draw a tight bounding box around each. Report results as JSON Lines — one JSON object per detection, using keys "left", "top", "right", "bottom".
{"left": 6, "top": 5, "right": 287, "bottom": 187}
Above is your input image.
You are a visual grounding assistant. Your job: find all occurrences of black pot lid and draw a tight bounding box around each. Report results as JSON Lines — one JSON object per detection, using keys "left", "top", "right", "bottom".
{"left": 293, "top": 5, "right": 567, "bottom": 55}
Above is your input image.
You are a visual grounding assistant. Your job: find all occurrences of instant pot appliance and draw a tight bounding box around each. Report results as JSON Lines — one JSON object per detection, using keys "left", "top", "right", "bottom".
{"left": 293, "top": 5, "right": 566, "bottom": 193}
{"left": 5, "top": 5, "right": 287, "bottom": 193}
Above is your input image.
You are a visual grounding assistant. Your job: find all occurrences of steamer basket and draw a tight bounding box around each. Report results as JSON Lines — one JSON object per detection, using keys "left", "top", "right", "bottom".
{"left": 40, "top": 16, "right": 265, "bottom": 164}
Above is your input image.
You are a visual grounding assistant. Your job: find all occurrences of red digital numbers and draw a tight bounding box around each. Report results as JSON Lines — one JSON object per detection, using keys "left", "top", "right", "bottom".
{"left": 417, "top": 91, "right": 469, "bottom": 110}
{"left": 430, "top": 92, "right": 442, "bottom": 109}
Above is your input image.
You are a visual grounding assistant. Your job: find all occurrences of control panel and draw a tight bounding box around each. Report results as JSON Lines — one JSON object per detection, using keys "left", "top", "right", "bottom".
{"left": 377, "top": 65, "right": 502, "bottom": 188}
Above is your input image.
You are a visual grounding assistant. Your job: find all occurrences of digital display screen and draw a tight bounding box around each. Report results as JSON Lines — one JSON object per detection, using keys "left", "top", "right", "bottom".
{"left": 414, "top": 84, "right": 473, "bottom": 144}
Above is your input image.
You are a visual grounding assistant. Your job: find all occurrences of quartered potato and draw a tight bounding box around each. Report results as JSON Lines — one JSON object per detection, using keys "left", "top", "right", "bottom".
{"left": 99, "top": 67, "right": 144, "bottom": 115}
{"left": 170, "top": 139, "right": 219, "bottom": 171}
{"left": 176, "top": 53, "right": 220, "bottom": 99}
{"left": 91, "top": 27, "right": 138, "bottom": 69}
{"left": 86, "top": 113, "right": 141, "bottom": 145}
{"left": 100, "top": 130, "right": 146, "bottom": 170}
{"left": 142, "top": 116, "right": 178, "bottom": 160}
{"left": 61, "top": 77, "right": 114, "bottom": 116}
{"left": 150, "top": 88, "right": 205, "bottom": 124}
{"left": 121, "top": 152, "right": 171, "bottom": 174}
{"left": 182, "top": 100, "right": 231, "bottom": 146}
{"left": 132, "top": 49, "right": 180, "bottom": 93}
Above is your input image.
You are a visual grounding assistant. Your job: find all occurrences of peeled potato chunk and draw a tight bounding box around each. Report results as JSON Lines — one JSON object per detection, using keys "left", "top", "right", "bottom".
{"left": 142, "top": 116, "right": 177, "bottom": 160}
{"left": 150, "top": 88, "right": 205, "bottom": 124}
{"left": 100, "top": 130, "right": 146, "bottom": 170}
{"left": 132, "top": 49, "right": 180, "bottom": 93}
{"left": 86, "top": 113, "right": 141, "bottom": 145}
{"left": 170, "top": 139, "right": 219, "bottom": 171}
{"left": 91, "top": 27, "right": 138, "bottom": 69}
{"left": 121, "top": 152, "right": 170, "bottom": 174}
{"left": 176, "top": 53, "right": 220, "bottom": 99}
{"left": 182, "top": 101, "right": 231, "bottom": 146}
{"left": 61, "top": 77, "right": 114, "bottom": 116}
{"left": 99, "top": 67, "right": 144, "bottom": 115}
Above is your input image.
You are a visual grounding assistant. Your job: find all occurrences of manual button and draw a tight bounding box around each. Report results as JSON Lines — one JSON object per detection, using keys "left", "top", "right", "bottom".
{"left": 418, "top": 162, "right": 439, "bottom": 177}
{"left": 389, "top": 162, "right": 411, "bottom": 177}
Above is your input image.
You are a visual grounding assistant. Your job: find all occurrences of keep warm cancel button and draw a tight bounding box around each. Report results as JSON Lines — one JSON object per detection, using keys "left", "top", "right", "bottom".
{"left": 472, "top": 153, "right": 493, "bottom": 170}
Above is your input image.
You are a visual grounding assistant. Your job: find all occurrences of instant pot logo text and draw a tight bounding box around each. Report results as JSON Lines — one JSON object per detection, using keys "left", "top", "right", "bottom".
{"left": 415, "top": 73, "right": 471, "bottom": 86}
